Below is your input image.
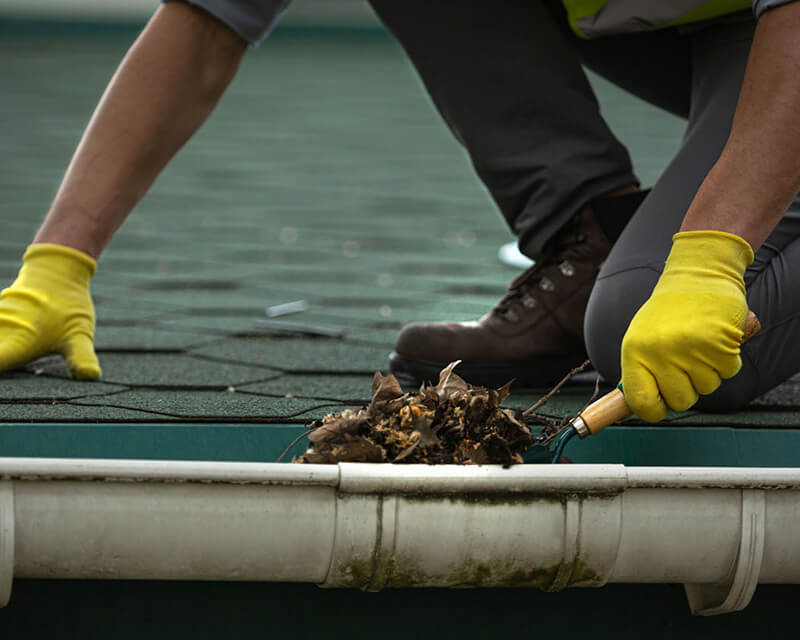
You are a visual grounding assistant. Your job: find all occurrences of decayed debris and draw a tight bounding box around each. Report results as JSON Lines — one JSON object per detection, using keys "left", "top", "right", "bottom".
{"left": 297, "top": 361, "right": 536, "bottom": 466}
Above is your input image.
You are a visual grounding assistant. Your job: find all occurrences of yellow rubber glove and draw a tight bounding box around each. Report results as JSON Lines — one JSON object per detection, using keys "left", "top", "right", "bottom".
{"left": 621, "top": 230, "right": 753, "bottom": 422}
{"left": 0, "top": 243, "right": 101, "bottom": 380}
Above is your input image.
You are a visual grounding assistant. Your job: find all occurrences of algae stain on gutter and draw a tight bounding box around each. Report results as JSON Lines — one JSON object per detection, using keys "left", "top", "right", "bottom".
{"left": 398, "top": 491, "right": 622, "bottom": 505}
{"left": 331, "top": 551, "right": 428, "bottom": 590}
{"left": 441, "top": 556, "right": 602, "bottom": 590}
{"left": 330, "top": 553, "right": 602, "bottom": 590}
{"left": 328, "top": 492, "right": 608, "bottom": 590}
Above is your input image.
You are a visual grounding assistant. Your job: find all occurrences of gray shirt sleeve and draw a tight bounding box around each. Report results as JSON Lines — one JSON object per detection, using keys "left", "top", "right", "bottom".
{"left": 752, "top": 0, "right": 799, "bottom": 18}
{"left": 163, "top": 0, "right": 292, "bottom": 46}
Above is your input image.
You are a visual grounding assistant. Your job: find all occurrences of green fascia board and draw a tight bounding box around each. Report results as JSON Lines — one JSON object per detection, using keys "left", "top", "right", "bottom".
{"left": 0, "top": 423, "right": 309, "bottom": 464}
{"left": 1, "top": 423, "right": 799, "bottom": 467}
{"left": 555, "top": 425, "right": 800, "bottom": 467}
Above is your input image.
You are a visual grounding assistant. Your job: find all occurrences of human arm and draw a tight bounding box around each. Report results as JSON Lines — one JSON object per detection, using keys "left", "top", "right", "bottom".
{"left": 622, "top": 1, "right": 800, "bottom": 421}
{"left": 35, "top": 1, "right": 247, "bottom": 258}
{"left": 680, "top": 1, "right": 800, "bottom": 246}
{"left": 0, "top": 2, "right": 246, "bottom": 378}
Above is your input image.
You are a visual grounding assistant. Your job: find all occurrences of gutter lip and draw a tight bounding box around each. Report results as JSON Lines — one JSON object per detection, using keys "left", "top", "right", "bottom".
{"left": 336, "top": 462, "right": 629, "bottom": 493}
{"left": 2, "top": 458, "right": 800, "bottom": 491}
{"left": 625, "top": 466, "right": 800, "bottom": 489}
{"left": 0, "top": 457, "right": 341, "bottom": 487}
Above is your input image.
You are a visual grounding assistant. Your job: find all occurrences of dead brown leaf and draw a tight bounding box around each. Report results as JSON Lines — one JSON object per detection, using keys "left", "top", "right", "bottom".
{"left": 297, "top": 362, "right": 535, "bottom": 466}
{"left": 434, "top": 360, "right": 469, "bottom": 400}
{"left": 329, "top": 435, "right": 386, "bottom": 463}
{"left": 308, "top": 409, "right": 369, "bottom": 446}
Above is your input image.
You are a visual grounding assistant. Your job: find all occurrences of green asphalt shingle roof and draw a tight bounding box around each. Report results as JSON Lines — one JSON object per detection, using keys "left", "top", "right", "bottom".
{"left": 1, "top": 27, "right": 799, "bottom": 432}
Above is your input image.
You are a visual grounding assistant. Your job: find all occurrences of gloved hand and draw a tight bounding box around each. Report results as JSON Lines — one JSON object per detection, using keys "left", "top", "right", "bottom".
{"left": 621, "top": 230, "right": 753, "bottom": 422}
{"left": 0, "top": 243, "right": 101, "bottom": 380}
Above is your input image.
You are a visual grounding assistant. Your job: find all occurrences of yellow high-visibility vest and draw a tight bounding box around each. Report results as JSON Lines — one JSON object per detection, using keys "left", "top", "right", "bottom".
{"left": 562, "top": 0, "right": 752, "bottom": 37}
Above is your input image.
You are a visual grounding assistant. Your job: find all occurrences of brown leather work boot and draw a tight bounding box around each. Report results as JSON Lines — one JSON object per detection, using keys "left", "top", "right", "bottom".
{"left": 389, "top": 194, "right": 645, "bottom": 388}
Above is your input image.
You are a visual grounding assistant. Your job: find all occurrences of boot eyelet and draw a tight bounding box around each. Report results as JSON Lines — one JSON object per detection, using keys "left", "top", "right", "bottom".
{"left": 499, "top": 308, "right": 520, "bottom": 323}
{"left": 520, "top": 293, "right": 537, "bottom": 308}
{"left": 538, "top": 277, "right": 555, "bottom": 292}
{"left": 558, "top": 260, "right": 575, "bottom": 277}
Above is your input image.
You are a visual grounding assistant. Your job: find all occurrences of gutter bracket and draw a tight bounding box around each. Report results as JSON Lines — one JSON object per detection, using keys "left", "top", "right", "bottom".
{"left": 366, "top": 495, "right": 398, "bottom": 591}
{"left": 0, "top": 481, "right": 13, "bottom": 607}
{"left": 684, "top": 489, "right": 765, "bottom": 616}
{"left": 548, "top": 497, "right": 581, "bottom": 591}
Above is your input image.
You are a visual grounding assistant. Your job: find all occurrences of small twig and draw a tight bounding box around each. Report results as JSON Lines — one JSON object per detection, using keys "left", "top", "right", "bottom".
{"left": 577, "top": 373, "right": 602, "bottom": 415}
{"left": 535, "top": 421, "right": 571, "bottom": 447}
{"left": 276, "top": 426, "right": 315, "bottom": 462}
{"left": 536, "top": 371, "right": 604, "bottom": 446}
{"left": 522, "top": 359, "right": 590, "bottom": 417}
{"left": 520, "top": 411, "right": 563, "bottom": 427}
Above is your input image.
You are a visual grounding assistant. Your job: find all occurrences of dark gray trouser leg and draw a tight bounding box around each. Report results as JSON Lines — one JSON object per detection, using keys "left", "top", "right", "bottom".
{"left": 368, "top": 0, "right": 638, "bottom": 259}
{"left": 370, "top": 1, "right": 800, "bottom": 404}
{"left": 585, "top": 19, "right": 800, "bottom": 410}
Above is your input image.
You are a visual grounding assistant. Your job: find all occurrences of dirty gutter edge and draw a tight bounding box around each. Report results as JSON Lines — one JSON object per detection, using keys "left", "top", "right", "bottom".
{"left": 2, "top": 458, "right": 800, "bottom": 491}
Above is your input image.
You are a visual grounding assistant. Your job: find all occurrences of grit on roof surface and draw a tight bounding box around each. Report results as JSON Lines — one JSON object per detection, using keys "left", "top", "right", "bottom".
{"left": 1, "top": 27, "right": 798, "bottom": 428}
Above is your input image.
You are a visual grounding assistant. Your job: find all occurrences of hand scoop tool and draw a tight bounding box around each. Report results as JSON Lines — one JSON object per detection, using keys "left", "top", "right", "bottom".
{"left": 526, "top": 310, "right": 761, "bottom": 464}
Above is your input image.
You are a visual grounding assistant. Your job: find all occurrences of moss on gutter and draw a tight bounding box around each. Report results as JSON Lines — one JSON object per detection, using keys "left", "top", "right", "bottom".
{"left": 330, "top": 552, "right": 603, "bottom": 590}
{"left": 459, "top": 556, "right": 602, "bottom": 589}
{"left": 331, "top": 552, "right": 429, "bottom": 590}
{"left": 328, "top": 492, "right": 610, "bottom": 589}
{"left": 398, "top": 491, "right": 622, "bottom": 506}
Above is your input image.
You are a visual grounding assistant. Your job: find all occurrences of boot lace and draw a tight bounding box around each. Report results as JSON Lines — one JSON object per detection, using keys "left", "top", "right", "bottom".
{"left": 493, "top": 216, "right": 586, "bottom": 322}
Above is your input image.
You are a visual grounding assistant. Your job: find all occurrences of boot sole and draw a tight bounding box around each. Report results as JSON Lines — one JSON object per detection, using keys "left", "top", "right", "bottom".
{"left": 388, "top": 351, "right": 589, "bottom": 390}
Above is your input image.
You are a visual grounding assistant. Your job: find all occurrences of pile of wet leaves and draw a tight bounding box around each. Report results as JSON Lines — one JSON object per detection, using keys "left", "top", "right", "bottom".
{"left": 296, "top": 361, "right": 535, "bottom": 466}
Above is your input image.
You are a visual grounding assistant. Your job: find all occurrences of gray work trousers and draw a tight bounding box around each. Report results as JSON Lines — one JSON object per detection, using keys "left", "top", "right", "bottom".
{"left": 369, "top": 0, "right": 800, "bottom": 410}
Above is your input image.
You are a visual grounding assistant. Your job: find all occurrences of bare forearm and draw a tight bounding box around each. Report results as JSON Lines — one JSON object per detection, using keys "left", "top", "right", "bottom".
{"left": 34, "top": 2, "right": 246, "bottom": 258}
{"left": 681, "top": 2, "right": 800, "bottom": 250}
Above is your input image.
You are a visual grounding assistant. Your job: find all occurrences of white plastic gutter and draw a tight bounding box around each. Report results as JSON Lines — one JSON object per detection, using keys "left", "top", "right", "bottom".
{"left": 1, "top": 458, "right": 799, "bottom": 616}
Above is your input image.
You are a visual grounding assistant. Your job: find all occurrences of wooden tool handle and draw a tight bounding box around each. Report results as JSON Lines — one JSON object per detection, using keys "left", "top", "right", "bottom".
{"left": 579, "top": 387, "right": 630, "bottom": 436}
{"left": 579, "top": 310, "right": 761, "bottom": 436}
{"left": 741, "top": 309, "right": 761, "bottom": 343}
